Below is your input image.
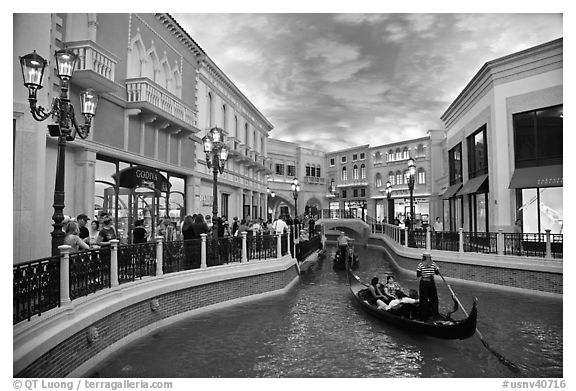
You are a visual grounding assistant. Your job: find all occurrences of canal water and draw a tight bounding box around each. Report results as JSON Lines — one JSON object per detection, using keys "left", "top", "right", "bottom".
{"left": 90, "top": 245, "right": 562, "bottom": 378}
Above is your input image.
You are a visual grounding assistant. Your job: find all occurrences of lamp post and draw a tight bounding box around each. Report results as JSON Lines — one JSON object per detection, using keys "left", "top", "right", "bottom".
{"left": 385, "top": 180, "right": 392, "bottom": 224}
{"left": 291, "top": 178, "right": 300, "bottom": 218}
{"left": 266, "top": 186, "right": 275, "bottom": 221}
{"left": 202, "top": 127, "right": 229, "bottom": 236}
{"left": 19, "top": 49, "right": 99, "bottom": 256}
{"left": 407, "top": 157, "right": 416, "bottom": 232}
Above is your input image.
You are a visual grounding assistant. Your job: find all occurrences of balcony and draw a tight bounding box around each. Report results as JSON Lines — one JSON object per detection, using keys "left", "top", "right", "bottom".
{"left": 304, "top": 176, "right": 326, "bottom": 185}
{"left": 126, "top": 78, "right": 198, "bottom": 129}
{"left": 227, "top": 138, "right": 241, "bottom": 158}
{"left": 67, "top": 40, "right": 120, "bottom": 93}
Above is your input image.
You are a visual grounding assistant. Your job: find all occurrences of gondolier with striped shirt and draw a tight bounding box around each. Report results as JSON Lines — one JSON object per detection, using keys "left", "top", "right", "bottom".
{"left": 416, "top": 251, "right": 440, "bottom": 321}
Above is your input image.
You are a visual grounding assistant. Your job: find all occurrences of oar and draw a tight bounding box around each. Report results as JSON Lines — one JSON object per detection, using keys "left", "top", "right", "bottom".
{"left": 439, "top": 272, "right": 521, "bottom": 374}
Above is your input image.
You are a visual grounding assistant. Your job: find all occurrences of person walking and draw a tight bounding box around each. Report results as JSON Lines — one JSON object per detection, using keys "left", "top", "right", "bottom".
{"left": 132, "top": 219, "right": 148, "bottom": 244}
{"left": 96, "top": 213, "right": 116, "bottom": 246}
{"left": 433, "top": 217, "right": 443, "bottom": 232}
{"left": 76, "top": 214, "right": 91, "bottom": 244}
{"left": 416, "top": 251, "right": 440, "bottom": 321}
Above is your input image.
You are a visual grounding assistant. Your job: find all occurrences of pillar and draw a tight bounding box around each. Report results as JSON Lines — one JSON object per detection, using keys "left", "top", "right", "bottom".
{"left": 110, "top": 239, "right": 119, "bottom": 287}
{"left": 155, "top": 236, "right": 164, "bottom": 276}
{"left": 497, "top": 229, "right": 504, "bottom": 256}
{"left": 458, "top": 228, "right": 464, "bottom": 253}
{"left": 201, "top": 233, "right": 207, "bottom": 268}
{"left": 58, "top": 245, "right": 71, "bottom": 305}
{"left": 241, "top": 231, "right": 248, "bottom": 262}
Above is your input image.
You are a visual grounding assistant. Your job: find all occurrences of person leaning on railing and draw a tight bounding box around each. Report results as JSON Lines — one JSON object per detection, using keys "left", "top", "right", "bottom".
{"left": 64, "top": 221, "right": 91, "bottom": 252}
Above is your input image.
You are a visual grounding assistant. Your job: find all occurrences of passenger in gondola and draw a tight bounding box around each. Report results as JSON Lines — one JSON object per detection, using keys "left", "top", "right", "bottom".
{"left": 384, "top": 275, "right": 408, "bottom": 299}
{"left": 367, "top": 277, "right": 392, "bottom": 309}
{"left": 416, "top": 251, "right": 440, "bottom": 321}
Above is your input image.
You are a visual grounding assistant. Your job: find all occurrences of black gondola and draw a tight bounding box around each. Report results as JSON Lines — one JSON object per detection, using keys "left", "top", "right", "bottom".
{"left": 347, "top": 268, "right": 478, "bottom": 340}
{"left": 333, "top": 245, "right": 359, "bottom": 270}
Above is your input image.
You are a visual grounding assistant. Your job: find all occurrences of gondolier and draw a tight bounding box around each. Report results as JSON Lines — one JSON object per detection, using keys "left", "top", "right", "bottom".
{"left": 337, "top": 232, "right": 351, "bottom": 265}
{"left": 417, "top": 251, "right": 440, "bottom": 321}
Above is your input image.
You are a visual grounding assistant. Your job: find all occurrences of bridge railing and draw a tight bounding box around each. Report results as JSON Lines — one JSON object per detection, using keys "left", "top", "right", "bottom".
{"left": 369, "top": 222, "right": 561, "bottom": 260}
{"left": 13, "top": 228, "right": 310, "bottom": 325}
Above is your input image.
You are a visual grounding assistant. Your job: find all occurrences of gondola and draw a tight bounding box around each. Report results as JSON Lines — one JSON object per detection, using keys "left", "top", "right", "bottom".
{"left": 347, "top": 267, "right": 478, "bottom": 340}
{"left": 333, "top": 246, "right": 359, "bottom": 270}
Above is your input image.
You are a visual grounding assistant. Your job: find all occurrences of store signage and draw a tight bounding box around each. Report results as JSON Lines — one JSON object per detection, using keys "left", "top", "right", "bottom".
{"left": 113, "top": 166, "right": 172, "bottom": 192}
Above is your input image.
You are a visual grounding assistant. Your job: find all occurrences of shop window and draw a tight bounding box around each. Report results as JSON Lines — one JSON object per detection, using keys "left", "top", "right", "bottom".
{"left": 518, "top": 187, "right": 563, "bottom": 234}
{"left": 467, "top": 125, "right": 488, "bottom": 179}
{"left": 449, "top": 143, "right": 463, "bottom": 185}
{"left": 513, "top": 105, "right": 563, "bottom": 168}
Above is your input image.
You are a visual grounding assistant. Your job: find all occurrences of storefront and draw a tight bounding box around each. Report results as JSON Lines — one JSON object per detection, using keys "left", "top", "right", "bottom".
{"left": 95, "top": 155, "right": 187, "bottom": 244}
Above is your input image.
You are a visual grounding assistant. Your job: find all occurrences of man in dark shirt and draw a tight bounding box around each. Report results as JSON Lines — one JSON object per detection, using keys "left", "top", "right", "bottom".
{"left": 77, "top": 214, "right": 90, "bottom": 243}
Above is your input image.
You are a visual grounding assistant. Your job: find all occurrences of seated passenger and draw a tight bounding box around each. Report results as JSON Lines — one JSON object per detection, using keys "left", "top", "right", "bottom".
{"left": 384, "top": 275, "right": 408, "bottom": 299}
{"left": 367, "top": 277, "right": 391, "bottom": 309}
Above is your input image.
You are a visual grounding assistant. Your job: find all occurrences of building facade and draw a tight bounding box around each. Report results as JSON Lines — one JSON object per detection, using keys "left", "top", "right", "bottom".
{"left": 440, "top": 38, "right": 563, "bottom": 234}
{"left": 266, "top": 138, "right": 326, "bottom": 220}
{"left": 13, "top": 13, "right": 273, "bottom": 262}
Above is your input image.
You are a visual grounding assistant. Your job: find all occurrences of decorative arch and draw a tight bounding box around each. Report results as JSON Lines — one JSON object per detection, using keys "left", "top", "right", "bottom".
{"left": 143, "top": 44, "right": 160, "bottom": 82}
{"left": 396, "top": 170, "right": 403, "bottom": 185}
{"left": 360, "top": 163, "right": 366, "bottom": 179}
{"left": 375, "top": 173, "right": 382, "bottom": 188}
{"left": 127, "top": 31, "right": 147, "bottom": 78}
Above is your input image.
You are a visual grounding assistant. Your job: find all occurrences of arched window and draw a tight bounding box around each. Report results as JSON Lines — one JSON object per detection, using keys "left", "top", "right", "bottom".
{"left": 388, "top": 171, "right": 395, "bottom": 185}
{"left": 222, "top": 104, "right": 227, "bottom": 131}
{"left": 353, "top": 165, "right": 359, "bottom": 180}
{"left": 403, "top": 147, "right": 409, "bottom": 159}
{"left": 244, "top": 123, "right": 249, "bottom": 144}
{"left": 306, "top": 163, "right": 311, "bottom": 177}
{"left": 342, "top": 166, "right": 347, "bottom": 181}
{"left": 395, "top": 148, "right": 401, "bottom": 160}
{"left": 316, "top": 165, "right": 321, "bottom": 177}
{"left": 375, "top": 173, "right": 382, "bottom": 188}
{"left": 418, "top": 168, "right": 426, "bottom": 184}
{"left": 417, "top": 144, "right": 425, "bottom": 157}
{"left": 374, "top": 151, "right": 382, "bottom": 163}
{"left": 234, "top": 115, "right": 238, "bottom": 138}
{"left": 396, "top": 170, "right": 403, "bottom": 185}
{"left": 311, "top": 165, "right": 316, "bottom": 177}
{"left": 360, "top": 164, "right": 366, "bottom": 179}
{"left": 404, "top": 170, "right": 410, "bottom": 184}
{"left": 253, "top": 130, "right": 256, "bottom": 150}
{"left": 388, "top": 149, "right": 394, "bottom": 161}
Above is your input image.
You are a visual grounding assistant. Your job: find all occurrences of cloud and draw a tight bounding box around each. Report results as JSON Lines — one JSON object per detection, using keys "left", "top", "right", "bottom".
{"left": 304, "top": 38, "right": 361, "bottom": 64}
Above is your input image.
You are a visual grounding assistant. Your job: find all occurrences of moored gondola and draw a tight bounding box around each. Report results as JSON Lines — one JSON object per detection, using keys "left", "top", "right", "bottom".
{"left": 347, "top": 268, "right": 477, "bottom": 340}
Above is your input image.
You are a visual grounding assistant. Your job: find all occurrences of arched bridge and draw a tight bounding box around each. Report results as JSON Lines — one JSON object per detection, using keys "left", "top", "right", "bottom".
{"left": 318, "top": 218, "right": 371, "bottom": 244}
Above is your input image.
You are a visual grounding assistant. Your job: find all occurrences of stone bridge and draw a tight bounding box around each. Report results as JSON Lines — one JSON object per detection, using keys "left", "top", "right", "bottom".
{"left": 318, "top": 218, "right": 371, "bottom": 244}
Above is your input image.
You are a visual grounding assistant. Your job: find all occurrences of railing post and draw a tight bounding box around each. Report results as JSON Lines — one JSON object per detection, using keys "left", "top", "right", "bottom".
{"left": 426, "top": 227, "right": 431, "bottom": 251}
{"left": 497, "top": 229, "right": 504, "bottom": 256}
{"left": 110, "top": 239, "right": 119, "bottom": 287}
{"left": 200, "top": 234, "right": 207, "bottom": 268}
{"left": 458, "top": 228, "right": 464, "bottom": 253}
{"left": 381, "top": 224, "right": 384, "bottom": 235}
{"left": 276, "top": 233, "right": 282, "bottom": 258}
{"left": 241, "top": 232, "right": 248, "bottom": 263}
{"left": 404, "top": 228, "right": 408, "bottom": 247}
{"left": 155, "top": 236, "right": 164, "bottom": 277}
{"left": 58, "top": 245, "right": 72, "bottom": 305}
{"left": 545, "top": 229, "right": 552, "bottom": 260}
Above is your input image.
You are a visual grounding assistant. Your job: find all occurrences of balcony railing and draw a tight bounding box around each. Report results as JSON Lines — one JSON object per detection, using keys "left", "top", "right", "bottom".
{"left": 304, "top": 176, "right": 326, "bottom": 184}
{"left": 68, "top": 41, "right": 116, "bottom": 81}
{"left": 126, "top": 78, "right": 197, "bottom": 127}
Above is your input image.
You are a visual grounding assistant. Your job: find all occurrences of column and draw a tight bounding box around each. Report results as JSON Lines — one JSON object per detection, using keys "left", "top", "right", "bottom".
{"left": 74, "top": 148, "right": 97, "bottom": 219}
{"left": 110, "top": 239, "right": 119, "bottom": 287}
{"left": 458, "top": 228, "right": 464, "bottom": 253}
{"left": 58, "top": 245, "right": 72, "bottom": 305}
{"left": 497, "top": 229, "right": 504, "bottom": 256}
{"left": 200, "top": 233, "right": 207, "bottom": 268}
{"left": 241, "top": 232, "right": 248, "bottom": 262}
{"left": 155, "top": 236, "right": 164, "bottom": 276}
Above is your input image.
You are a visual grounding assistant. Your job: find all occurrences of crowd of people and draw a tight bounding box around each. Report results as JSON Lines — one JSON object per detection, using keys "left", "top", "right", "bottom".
{"left": 59, "top": 211, "right": 317, "bottom": 253}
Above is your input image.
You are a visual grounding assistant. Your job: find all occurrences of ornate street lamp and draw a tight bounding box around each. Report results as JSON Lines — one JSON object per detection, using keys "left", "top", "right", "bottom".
{"left": 407, "top": 157, "right": 416, "bottom": 232}
{"left": 203, "top": 126, "right": 229, "bottom": 235}
{"left": 291, "top": 178, "right": 300, "bottom": 217}
{"left": 19, "top": 49, "right": 99, "bottom": 255}
{"left": 385, "top": 180, "right": 392, "bottom": 224}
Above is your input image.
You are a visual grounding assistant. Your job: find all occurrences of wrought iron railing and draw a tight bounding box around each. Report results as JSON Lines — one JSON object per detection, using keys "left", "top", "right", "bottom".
{"left": 247, "top": 233, "right": 277, "bottom": 261}
{"left": 69, "top": 247, "right": 111, "bottom": 300}
{"left": 13, "top": 255, "right": 60, "bottom": 324}
{"left": 463, "top": 232, "right": 498, "bottom": 254}
{"left": 281, "top": 233, "right": 289, "bottom": 256}
{"left": 118, "top": 243, "right": 156, "bottom": 283}
{"left": 431, "top": 231, "right": 459, "bottom": 251}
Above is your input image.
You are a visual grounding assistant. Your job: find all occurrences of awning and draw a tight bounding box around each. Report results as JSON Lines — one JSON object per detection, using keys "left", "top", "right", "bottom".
{"left": 442, "top": 183, "right": 463, "bottom": 199}
{"left": 455, "top": 174, "right": 489, "bottom": 196}
{"left": 508, "top": 165, "right": 563, "bottom": 189}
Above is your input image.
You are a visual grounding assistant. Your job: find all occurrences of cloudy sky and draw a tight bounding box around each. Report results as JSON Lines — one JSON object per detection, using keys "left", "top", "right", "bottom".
{"left": 173, "top": 13, "right": 562, "bottom": 152}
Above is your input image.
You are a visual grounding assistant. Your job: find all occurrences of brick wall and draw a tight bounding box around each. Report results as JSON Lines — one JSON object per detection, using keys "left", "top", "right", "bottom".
{"left": 368, "top": 237, "right": 562, "bottom": 294}
{"left": 16, "top": 265, "right": 299, "bottom": 378}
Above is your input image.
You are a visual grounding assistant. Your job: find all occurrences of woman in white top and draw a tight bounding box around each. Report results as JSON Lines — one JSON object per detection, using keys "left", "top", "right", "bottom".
{"left": 88, "top": 220, "right": 100, "bottom": 245}
{"left": 64, "top": 221, "right": 91, "bottom": 252}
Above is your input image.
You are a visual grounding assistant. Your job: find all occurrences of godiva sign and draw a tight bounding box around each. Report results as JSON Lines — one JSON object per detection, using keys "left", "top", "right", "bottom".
{"left": 112, "top": 166, "right": 172, "bottom": 192}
